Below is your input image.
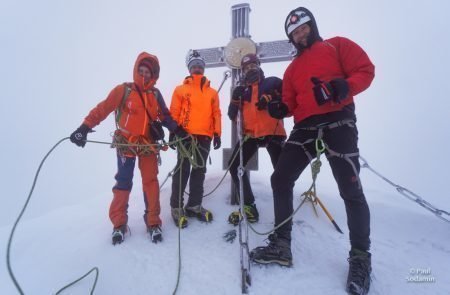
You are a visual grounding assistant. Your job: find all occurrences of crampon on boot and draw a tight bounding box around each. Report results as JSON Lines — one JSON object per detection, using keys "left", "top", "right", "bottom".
{"left": 148, "top": 225, "right": 163, "bottom": 243}
{"left": 185, "top": 205, "right": 213, "bottom": 222}
{"left": 112, "top": 225, "right": 128, "bottom": 245}
{"left": 228, "top": 203, "right": 259, "bottom": 225}
{"left": 346, "top": 248, "right": 372, "bottom": 295}
{"left": 171, "top": 208, "right": 188, "bottom": 228}
{"left": 250, "top": 233, "right": 292, "bottom": 267}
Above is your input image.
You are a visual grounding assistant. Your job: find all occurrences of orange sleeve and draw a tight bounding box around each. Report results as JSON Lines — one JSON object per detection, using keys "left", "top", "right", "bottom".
{"left": 212, "top": 90, "right": 222, "bottom": 136}
{"left": 169, "top": 86, "right": 183, "bottom": 125}
{"left": 83, "top": 84, "right": 124, "bottom": 129}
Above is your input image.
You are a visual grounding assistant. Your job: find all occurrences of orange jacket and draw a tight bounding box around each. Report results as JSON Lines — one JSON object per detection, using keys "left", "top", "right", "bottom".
{"left": 242, "top": 80, "right": 286, "bottom": 138}
{"left": 170, "top": 74, "right": 221, "bottom": 137}
{"left": 83, "top": 52, "right": 177, "bottom": 140}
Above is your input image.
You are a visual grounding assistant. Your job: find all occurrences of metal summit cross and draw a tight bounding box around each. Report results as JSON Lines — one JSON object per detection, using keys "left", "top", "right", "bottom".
{"left": 190, "top": 4, "right": 295, "bottom": 294}
{"left": 192, "top": 3, "right": 295, "bottom": 204}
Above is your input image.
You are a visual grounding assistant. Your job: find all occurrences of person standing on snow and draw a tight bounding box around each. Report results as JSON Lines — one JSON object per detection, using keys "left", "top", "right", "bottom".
{"left": 250, "top": 7, "right": 375, "bottom": 295}
{"left": 227, "top": 53, "right": 286, "bottom": 226}
{"left": 70, "top": 52, "right": 183, "bottom": 245}
{"left": 168, "top": 50, "right": 222, "bottom": 228}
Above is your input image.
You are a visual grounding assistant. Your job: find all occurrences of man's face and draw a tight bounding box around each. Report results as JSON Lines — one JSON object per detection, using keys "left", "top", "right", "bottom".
{"left": 291, "top": 23, "right": 311, "bottom": 47}
{"left": 242, "top": 62, "right": 259, "bottom": 76}
{"left": 138, "top": 65, "right": 152, "bottom": 84}
{"left": 190, "top": 65, "right": 204, "bottom": 75}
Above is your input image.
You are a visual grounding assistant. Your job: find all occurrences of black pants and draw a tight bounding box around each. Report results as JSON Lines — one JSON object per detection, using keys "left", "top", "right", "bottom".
{"left": 229, "top": 136, "right": 285, "bottom": 205}
{"left": 170, "top": 135, "right": 211, "bottom": 208}
{"left": 271, "top": 123, "right": 371, "bottom": 251}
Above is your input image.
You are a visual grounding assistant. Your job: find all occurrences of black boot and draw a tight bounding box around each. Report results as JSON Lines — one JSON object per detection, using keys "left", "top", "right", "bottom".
{"left": 346, "top": 248, "right": 372, "bottom": 295}
{"left": 112, "top": 225, "right": 127, "bottom": 245}
{"left": 148, "top": 225, "right": 163, "bottom": 243}
{"left": 250, "top": 233, "right": 292, "bottom": 267}
{"left": 185, "top": 205, "right": 213, "bottom": 222}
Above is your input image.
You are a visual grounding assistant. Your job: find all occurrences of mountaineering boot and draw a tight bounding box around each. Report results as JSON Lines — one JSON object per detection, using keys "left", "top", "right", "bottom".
{"left": 346, "top": 248, "right": 372, "bottom": 295}
{"left": 250, "top": 233, "right": 293, "bottom": 267}
{"left": 112, "top": 224, "right": 127, "bottom": 245}
{"left": 184, "top": 205, "right": 213, "bottom": 222}
{"left": 171, "top": 208, "right": 188, "bottom": 228}
{"left": 148, "top": 225, "right": 163, "bottom": 243}
{"left": 228, "top": 203, "right": 259, "bottom": 225}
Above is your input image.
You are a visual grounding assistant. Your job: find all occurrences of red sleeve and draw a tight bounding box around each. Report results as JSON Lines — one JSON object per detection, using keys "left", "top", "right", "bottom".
{"left": 335, "top": 37, "right": 375, "bottom": 96}
{"left": 83, "top": 84, "right": 124, "bottom": 128}
{"left": 282, "top": 64, "right": 296, "bottom": 117}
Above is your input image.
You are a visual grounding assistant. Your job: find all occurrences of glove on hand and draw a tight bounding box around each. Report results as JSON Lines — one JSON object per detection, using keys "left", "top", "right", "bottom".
{"left": 232, "top": 85, "right": 246, "bottom": 100}
{"left": 70, "top": 124, "right": 91, "bottom": 147}
{"left": 267, "top": 101, "right": 288, "bottom": 119}
{"left": 213, "top": 133, "right": 221, "bottom": 150}
{"left": 311, "top": 77, "right": 349, "bottom": 105}
{"left": 174, "top": 125, "right": 188, "bottom": 139}
{"left": 228, "top": 103, "right": 239, "bottom": 121}
{"left": 168, "top": 132, "right": 176, "bottom": 150}
{"left": 255, "top": 94, "right": 273, "bottom": 110}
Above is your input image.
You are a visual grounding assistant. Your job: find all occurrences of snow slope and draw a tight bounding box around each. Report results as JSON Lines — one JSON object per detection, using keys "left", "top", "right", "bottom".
{"left": 1, "top": 167, "right": 449, "bottom": 294}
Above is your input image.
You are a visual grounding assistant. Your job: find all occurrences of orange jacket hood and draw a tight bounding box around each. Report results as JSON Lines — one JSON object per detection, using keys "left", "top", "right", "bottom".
{"left": 182, "top": 74, "right": 211, "bottom": 89}
{"left": 133, "top": 52, "right": 159, "bottom": 91}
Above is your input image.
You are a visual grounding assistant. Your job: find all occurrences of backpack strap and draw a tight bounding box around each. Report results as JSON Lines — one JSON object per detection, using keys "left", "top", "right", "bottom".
{"left": 115, "top": 83, "right": 133, "bottom": 128}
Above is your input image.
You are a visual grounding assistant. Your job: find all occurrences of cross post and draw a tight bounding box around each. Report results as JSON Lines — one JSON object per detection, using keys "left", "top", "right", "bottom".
{"left": 191, "top": 4, "right": 295, "bottom": 201}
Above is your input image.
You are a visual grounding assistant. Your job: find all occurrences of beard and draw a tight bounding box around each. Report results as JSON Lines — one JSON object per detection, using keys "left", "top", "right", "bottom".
{"left": 244, "top": 69, "right": 260, "bottom": 84}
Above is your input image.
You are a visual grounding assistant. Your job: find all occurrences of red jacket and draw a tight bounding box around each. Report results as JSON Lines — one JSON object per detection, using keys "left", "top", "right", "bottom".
{"left": 283, "top": 37, "right": 375, "bottom": 124}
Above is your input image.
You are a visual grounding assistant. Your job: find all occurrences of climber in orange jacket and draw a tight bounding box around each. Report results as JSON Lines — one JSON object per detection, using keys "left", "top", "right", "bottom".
{"left": 70, "top": 52, "right": 181, "bottom": 245}
{"left": 168, "top": 50, "right": 222, "bottom": 228}
{"left": 227, "top": 53, "right": 287, "bottom": 226}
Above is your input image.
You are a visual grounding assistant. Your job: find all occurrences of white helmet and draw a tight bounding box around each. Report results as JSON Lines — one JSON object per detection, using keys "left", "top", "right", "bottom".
{"left": 285, "top": 8, "right": 311, "bottom": 36}
{"left": 185, "top": 50, "right": 205, "bottom": 71}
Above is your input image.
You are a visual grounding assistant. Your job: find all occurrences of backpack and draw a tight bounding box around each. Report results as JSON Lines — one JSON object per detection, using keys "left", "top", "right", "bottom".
{"left": 115, "top": 83, "right": 165, "bottom": 141}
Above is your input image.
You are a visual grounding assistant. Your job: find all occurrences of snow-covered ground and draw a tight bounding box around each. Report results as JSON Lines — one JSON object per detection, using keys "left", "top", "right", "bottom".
{"left": 1, "top": 165, "right": 449, "bottom": 294}
{"left": 2, "top": 1, "right": 450, "bottom": 294}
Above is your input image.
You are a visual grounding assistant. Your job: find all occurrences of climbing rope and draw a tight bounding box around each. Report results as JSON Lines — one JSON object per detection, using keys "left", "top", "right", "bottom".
{"left": 233, "top": 132, "right": 343, "bottom": 238}
{"left": 6, "top": 136, "right": 174, "bottom": 294}
{"left": 6, "top": 137, "right": 101, "bottom": 295}
{"left": 55, "top": 267, "right": 99, "bottom": 295}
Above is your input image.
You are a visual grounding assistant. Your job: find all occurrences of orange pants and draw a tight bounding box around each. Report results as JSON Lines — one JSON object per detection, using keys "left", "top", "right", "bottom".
{"left": 109, "top": 153, "right": 161, "bottom": 228}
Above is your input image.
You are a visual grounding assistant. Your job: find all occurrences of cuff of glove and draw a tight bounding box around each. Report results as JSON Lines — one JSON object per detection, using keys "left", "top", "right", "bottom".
{"left": 79, "top": 123, "right": 92, "bottom": 133}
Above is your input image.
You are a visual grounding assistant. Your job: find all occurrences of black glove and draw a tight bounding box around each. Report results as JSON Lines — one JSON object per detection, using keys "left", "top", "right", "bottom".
{"left": 255, "top": 94, "right": 272, "bottom": 110}
{"left": 232, "top": 85, "right": 246, "bottom": 100}
{"left": 70, "top": 124, "right": 91, "bottom": 147}
{"left": 168, "top": 132, "right": 176, "bottom": 150}
{"left": 267, "top": 101, "right": 288, "bottom": 119}
{"left": 329, "top": 78, "right": 349, "bottom": 102}
{"left": 213, "top": 133, "right": 221, "bottom": 150}
{"left": 149, "top": 121, "right": 164, "bottom": 141}
{"left": 228, "top": 103, "right": 239, "bottom": 120}
{"left": 311, "top": 77, "right": 349, "bottom": 105}
{"left": 174, "top": 125, "right": 188, "bottom": 139}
